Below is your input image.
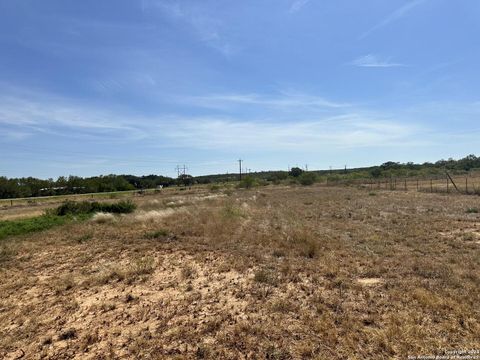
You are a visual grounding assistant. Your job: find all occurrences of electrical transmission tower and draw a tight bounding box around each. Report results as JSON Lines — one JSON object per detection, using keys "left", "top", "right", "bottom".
{"left": 238, "top": 159, "right": 243, "bottom": 180}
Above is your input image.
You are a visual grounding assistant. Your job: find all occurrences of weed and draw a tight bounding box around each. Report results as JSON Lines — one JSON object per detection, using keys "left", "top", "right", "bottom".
{"left": 270, "top": 298, "right": 297, "bottom": 313}
{"left": 181, "top": 265, "right": 196, "bottom": 280}
{"left": 144, "top": 229, "right": 169, "bottom": 239}
{"left": 76, "top": 233, "right": 93, "bottom": 243}
{"left": 0, "top": 243, "right": 17, "bottom": 263}
{"left": 254, "top": 268, "right": 278, "bottom": 286}
{"left": 466, "top": 208, "right": 478, "bottom": 213}
{"left": 272, "top": 249, "right": 286, "bottom": 258}
{"left": 296, "top": 235, "right": 318, "bottom": 259}
{"left": 52, "top": 274, "right": 76, "bottom": 294}
{"left": 58, "top": 328, "right": 77, "bottom": 341}
{"left": 223, "top": 203, "right": 245, "bottom": 218}
{"left": 209, "top": 184, "right": 221, "bottom": 192}
{"left": 128, "top": 256, "right": 155, "bottom": 278}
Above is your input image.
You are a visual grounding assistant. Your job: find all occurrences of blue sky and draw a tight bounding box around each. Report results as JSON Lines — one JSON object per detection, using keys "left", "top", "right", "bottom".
{"left": 1, "top": 0, "right": 479, "bottom": 178}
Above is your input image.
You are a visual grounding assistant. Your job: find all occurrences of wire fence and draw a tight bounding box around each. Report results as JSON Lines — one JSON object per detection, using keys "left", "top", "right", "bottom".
{"left": 326, "top": 173, "right": 480, "bottom": 195}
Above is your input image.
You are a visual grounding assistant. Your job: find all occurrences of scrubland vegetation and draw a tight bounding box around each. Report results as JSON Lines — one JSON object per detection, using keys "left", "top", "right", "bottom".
{"left": 0, "top": 184, "right": 478, "bottom": 359}
{"left": 0, "top": 200, "right": 135, "bottom": 240}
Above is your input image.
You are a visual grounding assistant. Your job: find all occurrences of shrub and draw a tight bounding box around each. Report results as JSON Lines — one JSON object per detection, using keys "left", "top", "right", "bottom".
{"left": 267, "top": 172, "right": 288, "bottom": 184}
{"left": 258, "top": 179, "right": 269, "bottom": 186}
{"left": 237, "top": 176, "right": 256, "bottom": 189}
{"left": 101, "top": 200, "right": 136, "bottom": 214}
{"left": 52, "top": 200, "right": 136, "bottom": 216}
{"left": 298, "top": 172, "right": 317, "bottom": 186}
{"left": 466, "top": 208, "right": 479, "bottom": 214}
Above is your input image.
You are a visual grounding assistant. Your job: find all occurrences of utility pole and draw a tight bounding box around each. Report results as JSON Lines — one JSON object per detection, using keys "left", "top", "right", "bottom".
{"left": 175, "top": 165, "right": 181, "bottom": 177}
{"left": 182, "top": 165, "right": 187, "bottom": 175}
{"left": 238, "top": 159, "right": 243, "bottom": 180}
{"left": 305, "top": 164, "right": 308, "bottom": 171}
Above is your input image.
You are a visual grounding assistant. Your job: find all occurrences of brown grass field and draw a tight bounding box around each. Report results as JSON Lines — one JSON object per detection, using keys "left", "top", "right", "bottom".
{"left": 0, "top": 185, "right": 479, "bottom": 359}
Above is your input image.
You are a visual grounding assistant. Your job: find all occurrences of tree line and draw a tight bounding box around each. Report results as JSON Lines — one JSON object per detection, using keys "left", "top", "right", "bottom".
{"left": 0, "top": 175, "right": 175, "bottom": 199}
{"left": 1, "top": 155, "right": 479, "bottom": 199}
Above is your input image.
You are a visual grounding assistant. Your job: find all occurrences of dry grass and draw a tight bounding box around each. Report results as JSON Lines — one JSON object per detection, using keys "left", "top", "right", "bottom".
{"left": 91, "top": 212, "right": 116, "bottom": 224}
{"left": 0, "top": 185, "right": 479, "bottom": 359}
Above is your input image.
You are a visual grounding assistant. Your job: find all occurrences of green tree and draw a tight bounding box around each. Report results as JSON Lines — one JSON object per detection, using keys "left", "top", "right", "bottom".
{"left": 289, "top": 167, "right": 304, "bottom": 177}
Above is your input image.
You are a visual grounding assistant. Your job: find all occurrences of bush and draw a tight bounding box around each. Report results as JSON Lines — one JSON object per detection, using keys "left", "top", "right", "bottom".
{"left": 101, "top": 200, "right": 136, "bottom": 214}
{"left": 237, "top": 176, "right": 256, "bottom": 189}
{"left": 298, "top": 172, "right": 317, "bottom": 186}
{"left": 267, "top": 172, "right": 288, "bottom": 184}
{"left": 52, "top": 200, "right": 136, "bottom": 216}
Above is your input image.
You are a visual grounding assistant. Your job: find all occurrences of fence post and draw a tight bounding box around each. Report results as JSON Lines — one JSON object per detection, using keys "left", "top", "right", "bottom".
{"left": 446, "top": 176, "right": 449, "bottom": 193}
{"left": 416, "top": 179, "right": 419, "bottom": 191}
{"left": 466, "top": 177, "right": 468, "bottom": 194}
{"left": 404, "top": 179, "right": 407, "bottom": 191}
{"left": 430, "top": 179, "right": 433, "bottom": 193}
{"left": 11, "top": 200, "right": 13, "bottom": 206}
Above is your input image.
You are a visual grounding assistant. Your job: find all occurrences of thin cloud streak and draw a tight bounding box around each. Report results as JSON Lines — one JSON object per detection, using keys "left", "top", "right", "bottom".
{"left": 360, "top": 0, "right": 426, "bottom": 39}
{"left": 289, "top": 0, "right": 310, "bottom": 13}
{"left": 179, "top": 92, "right": 352, "bottom": 111}
{"left": 351, "top": 54, "right": 406, "bottom": 68}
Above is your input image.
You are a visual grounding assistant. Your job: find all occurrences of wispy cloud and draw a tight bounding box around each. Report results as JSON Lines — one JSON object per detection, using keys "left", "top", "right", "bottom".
{"left": 143, "top": 0, "right": 238, "bottom": 57}
{"left": 158, "top": 114, "right": 422, "bottom": 151}
{"left": 0, "top": 84, "right": 422, "bottom": 153}
{"left": 6, "top": 83, "right": 480, "bottom": 168}
{"left": 0, "top": 89, "right": 147, "bottom": 141}
{"left": 178, "top": 91, "right": 352, "bottom": 111}
{"left": 360, "top": 0, "right": 426, "bottom": 39}
{"left": 351, "top": 54, "right": 405, "bottom": 68}
{"left": 289, "top": 0, "right": 310, "bottom": 13}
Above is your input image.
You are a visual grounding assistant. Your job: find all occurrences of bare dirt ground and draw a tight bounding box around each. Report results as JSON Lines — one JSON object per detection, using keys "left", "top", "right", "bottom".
{"left": 0, "top": 185, "right": 479, "bottom": 359}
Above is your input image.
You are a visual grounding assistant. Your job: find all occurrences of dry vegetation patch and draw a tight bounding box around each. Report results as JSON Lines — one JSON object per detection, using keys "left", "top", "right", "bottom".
{"left": 0, "top": 186, "right": 479, "bottom": 358}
